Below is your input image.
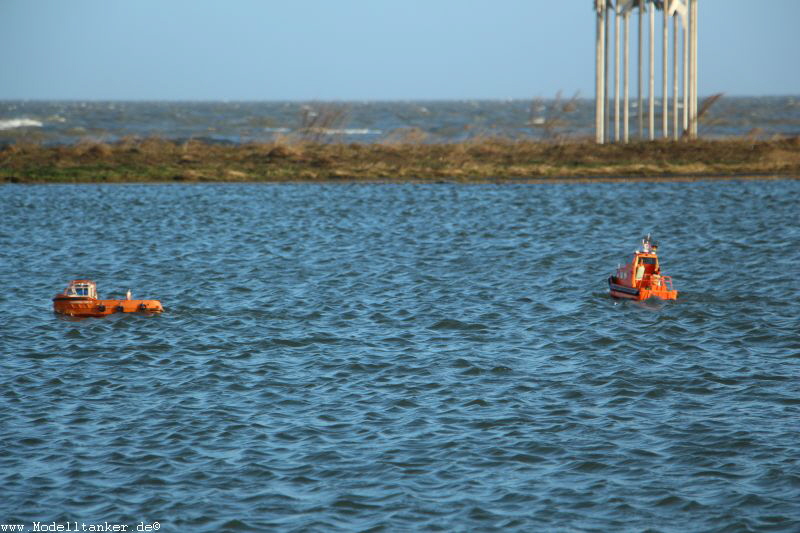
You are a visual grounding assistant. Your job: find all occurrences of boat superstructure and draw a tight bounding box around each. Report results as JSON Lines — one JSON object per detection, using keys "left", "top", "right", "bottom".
{"left": 608, "top": 235, "right": 678, "bottom": 300}
{"left": 53, "top": 280, "right": 163, "bottom": 317}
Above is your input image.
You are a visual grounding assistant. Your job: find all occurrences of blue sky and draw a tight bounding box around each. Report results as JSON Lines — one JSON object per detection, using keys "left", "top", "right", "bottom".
{"left": 1, "top": 0, "right": 797, "bottom": 100}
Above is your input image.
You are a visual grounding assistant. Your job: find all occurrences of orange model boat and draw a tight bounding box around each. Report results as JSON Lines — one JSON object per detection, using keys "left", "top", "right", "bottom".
{"left": 608, "top": 235, "right": 678, "bottom": 301}
{"left": 53, "top": 280, "right": 163, "bottom": 317}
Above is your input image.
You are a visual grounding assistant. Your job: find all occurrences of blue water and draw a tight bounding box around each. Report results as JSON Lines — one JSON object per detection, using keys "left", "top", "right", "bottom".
{"left": 1, "top": 180, "right": 799, "bottom": 532}
{"left": 2, "top": 97, "right": 800, "bottom": 145}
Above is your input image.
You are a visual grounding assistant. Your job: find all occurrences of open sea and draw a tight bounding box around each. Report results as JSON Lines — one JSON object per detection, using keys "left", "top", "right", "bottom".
{"left": 1, "top": 97, "right": 800, "bottom": 144}
{"left": 1, "top": 178, "right": 799, "bottom": 532}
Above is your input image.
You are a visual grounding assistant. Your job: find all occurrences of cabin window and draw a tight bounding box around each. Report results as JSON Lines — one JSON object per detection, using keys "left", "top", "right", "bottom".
{"left": 640, "top": 257, "right": 657, "bottom": 265}
{"left": 70, "top": 284, "right": 93, "bottom": 297}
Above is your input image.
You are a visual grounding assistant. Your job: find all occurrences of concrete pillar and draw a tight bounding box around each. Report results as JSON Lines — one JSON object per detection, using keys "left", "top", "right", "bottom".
{"left": 605, "top": 3, "right": 611, "bottom": 142}
{"left": 595, "top": 1, "right": 606, "bottom": 144}
{"left": 637, "top": 2, "right": 643, "bottom": 139}
{"left": 649, "top": 3, "right": 655, "bottom": 140}
{"left": 662, "top": 1, "right": 669, "bottom": 139}
{"left": 624, "top": 10, "right": 630, "bottom": 143}
{"left": 614, "top": 8, "right": 621, "bottom": 142}
{"left": 673, "top": 13, "right": 679, "bottom": 140}
{"left": 692, "top": 0, "right": 699, "bottom": 137}
{"left": 683, "top": 9, "right": 689, "bottom": 134}
{"left": 687, "top": 0, "right": 698, "bottom": 138}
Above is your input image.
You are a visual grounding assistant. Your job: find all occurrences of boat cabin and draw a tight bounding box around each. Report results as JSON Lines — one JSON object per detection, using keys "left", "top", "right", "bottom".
{"left": 63, "top": 280, "right": 98, "bottom": 299}
{"left": 608, "top": 234, "right": 677, "bottom": 300}
{"left": 613, "top": 236, "right": 662, "bottom": 288}
{"left": 632, "top": 253, "right": 660, "bottom": 286}
{"left": 53, "top": 279, "right": 163, "bottom": 317}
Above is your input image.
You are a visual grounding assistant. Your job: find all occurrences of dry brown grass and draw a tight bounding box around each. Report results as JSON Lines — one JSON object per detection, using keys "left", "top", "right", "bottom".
{"left": 1, "top": 136, "right": 799, "bottom": 183}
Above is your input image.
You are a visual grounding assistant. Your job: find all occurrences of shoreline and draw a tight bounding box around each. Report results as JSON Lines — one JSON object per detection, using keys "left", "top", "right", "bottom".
{"left": 8, "top": 174, "right": 797, "bottom": 186}
{"left": 2, "top": 137, "right": 799, "bottom": 184}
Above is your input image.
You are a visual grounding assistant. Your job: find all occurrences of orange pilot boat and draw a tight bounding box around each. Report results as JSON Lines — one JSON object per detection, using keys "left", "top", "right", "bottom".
{"left": 53, "top": 280, "right": 163, "bottom": 317}
{"left": 608, "top": 235, "right": 678, "bottom": 301}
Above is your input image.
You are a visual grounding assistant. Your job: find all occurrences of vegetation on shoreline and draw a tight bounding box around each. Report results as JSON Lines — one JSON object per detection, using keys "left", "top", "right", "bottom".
{"left": 2, "top": 136, "right": 799, "bottom": 183}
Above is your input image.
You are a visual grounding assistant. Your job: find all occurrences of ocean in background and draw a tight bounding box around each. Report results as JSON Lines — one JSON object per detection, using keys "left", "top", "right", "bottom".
{"left": 1, "top": 96, "right": 800, "bottom": 145}
{"left": 1, "top": 180, "right": 799, "bottom": 532}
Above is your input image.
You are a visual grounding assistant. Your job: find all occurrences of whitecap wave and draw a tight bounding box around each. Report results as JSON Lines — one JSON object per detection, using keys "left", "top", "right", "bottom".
{"left": 307, "top": 128, "right": 382, "bottom": 136}
{"left": 337, "top": 128, "right": 382, "bottom": 135}
{"left": 0, "top": 118, "right": 43, "bottom": 130}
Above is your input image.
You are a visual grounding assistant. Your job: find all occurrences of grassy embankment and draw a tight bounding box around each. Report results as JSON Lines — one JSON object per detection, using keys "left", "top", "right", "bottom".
{"left": 2, "top": 136, "right": 800, "bottom": 183}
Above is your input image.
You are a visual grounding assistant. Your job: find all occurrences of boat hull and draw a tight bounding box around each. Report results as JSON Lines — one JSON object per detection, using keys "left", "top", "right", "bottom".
{"left": 608, "top": 277, "right": 677, "bottom": 301}
{"left": 53, "top": 296, "right": 163, "bottom": 317}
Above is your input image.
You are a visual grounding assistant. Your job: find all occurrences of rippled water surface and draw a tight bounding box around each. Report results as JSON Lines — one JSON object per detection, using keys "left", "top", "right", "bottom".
{"left": 1, "top": 181, "right": 799, "bottom": 532}
{"left": 2, "top": 97, "right": 799, "bottom": 144}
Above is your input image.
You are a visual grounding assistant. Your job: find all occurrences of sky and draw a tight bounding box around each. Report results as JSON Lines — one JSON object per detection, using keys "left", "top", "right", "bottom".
{"left": 1, "top": 0, "right": 798, "bottom": 101}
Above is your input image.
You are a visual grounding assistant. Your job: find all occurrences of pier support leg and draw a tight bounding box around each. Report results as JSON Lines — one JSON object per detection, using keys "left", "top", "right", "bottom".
{"left": 662, "top": 3, "right": 669, "bottom": 139}
{"left": 673, "top": 14, "right": 679, "bottom": 140}
{"left": 614, "top": 8, "right": 621, "bottom": 142}
{"left": 683, "top": 10, "right": 689, "bottom": 135}
{"left": 649, "top": 4, "right": 655, "bottom": 140}
{"left": 595, "top": 2, "right": 606, "bottom": 144}
{"left": 624, "top": 10, "right": 630, "bottom": 143}
{"left": 637, "top": 3, "right": 643, "bottom": 139}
